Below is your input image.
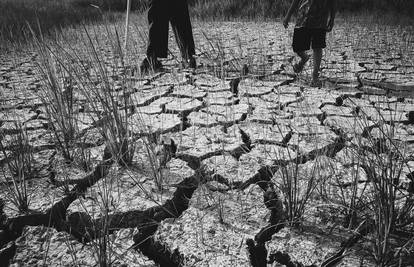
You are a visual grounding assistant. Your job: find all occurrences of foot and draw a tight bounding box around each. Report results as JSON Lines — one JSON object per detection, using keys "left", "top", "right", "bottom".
{"left": 293, "top": 54, "right": 310, "bottom": 73}
{"left": 182, "top": 56, "right": 196, "bottom": 69}
{"left": 140, "top": 57, "right": 162, "bottom": 74}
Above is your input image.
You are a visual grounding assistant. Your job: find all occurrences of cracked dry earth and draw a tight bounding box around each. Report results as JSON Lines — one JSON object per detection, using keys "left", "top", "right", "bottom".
{"left": 1, "top": 20, "right": 414, "bottom": 266}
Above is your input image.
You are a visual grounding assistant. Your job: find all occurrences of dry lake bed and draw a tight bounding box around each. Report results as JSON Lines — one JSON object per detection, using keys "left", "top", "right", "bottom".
{"left": 1, "top": 19, "right": 414, "bottom": 266}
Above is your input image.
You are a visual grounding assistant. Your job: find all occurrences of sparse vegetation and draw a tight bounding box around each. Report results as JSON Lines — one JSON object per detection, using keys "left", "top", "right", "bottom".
{"left": 350, "top": 102, "right": 414, "bottom": 266}
{"left": 0, "top": 123, "right": 34, "bottom": 213}
{"left": 35, "top": 42, "right": 80, "bottom": 162}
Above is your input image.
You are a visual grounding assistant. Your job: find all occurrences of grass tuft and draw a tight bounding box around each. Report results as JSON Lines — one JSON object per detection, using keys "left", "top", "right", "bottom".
{"left": 0, "top": 122, "right": 34, "bottom": 213}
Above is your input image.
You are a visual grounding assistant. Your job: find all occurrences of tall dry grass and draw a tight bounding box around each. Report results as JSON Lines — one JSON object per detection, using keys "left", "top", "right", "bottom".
{"left": 0, "top": 0, "right": 100, "bottom": 43}
{"left": 0, "top": 122, "right": 34, "bottom": 213}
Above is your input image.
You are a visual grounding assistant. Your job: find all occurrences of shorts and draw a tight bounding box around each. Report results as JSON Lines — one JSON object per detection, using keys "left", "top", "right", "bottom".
{"left": 292, "top": 27, "right": 327, "bottom": 52}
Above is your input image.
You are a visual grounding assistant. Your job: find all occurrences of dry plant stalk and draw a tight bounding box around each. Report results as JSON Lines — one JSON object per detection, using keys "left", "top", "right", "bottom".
{"left": 0, "top": 122, "right": 34, "bottom": 213}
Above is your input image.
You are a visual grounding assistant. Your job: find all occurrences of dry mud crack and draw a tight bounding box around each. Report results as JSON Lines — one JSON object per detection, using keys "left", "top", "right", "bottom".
{"left": 1, "top": 21, "right": 414, "bottom": 266}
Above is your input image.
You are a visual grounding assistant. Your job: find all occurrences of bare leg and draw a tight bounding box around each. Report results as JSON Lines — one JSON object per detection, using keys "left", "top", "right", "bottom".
{"left": 312, "top": 48, "right": 323, "bottom": 80}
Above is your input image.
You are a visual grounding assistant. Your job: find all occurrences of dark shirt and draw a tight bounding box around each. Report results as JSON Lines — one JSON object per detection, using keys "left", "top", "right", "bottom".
{"left": 296, "top": 0, "right": 332, "bottom": 29}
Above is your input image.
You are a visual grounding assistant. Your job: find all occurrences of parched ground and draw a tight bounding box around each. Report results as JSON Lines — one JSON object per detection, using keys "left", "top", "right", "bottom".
{"left": 1, "top": 17, "right": 414, "bottom": 266}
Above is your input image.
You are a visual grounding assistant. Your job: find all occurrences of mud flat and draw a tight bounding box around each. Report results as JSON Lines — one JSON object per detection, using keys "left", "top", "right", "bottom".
{"left": 1, "top": 20, "right": 414, "bottom": 266}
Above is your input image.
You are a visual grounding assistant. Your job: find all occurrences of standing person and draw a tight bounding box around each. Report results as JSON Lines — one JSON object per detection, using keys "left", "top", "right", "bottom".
{"left": 283, "top": 0, "right": 337, "bottom": 87}
{"left": 140, "top": 0, "right": 196, "bottom": 73}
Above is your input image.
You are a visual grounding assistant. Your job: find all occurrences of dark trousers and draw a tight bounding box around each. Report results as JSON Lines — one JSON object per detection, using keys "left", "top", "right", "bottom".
{"left": 146, "top": 0, "right": 195, "bottom": 59}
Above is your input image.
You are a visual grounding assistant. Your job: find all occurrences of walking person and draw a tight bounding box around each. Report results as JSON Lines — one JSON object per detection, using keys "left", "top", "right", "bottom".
{"left": 283, "top": 0, "right": 337, "bottom": 87}
{"left": 140, "top": 0, "right": 196, "bottom": 73}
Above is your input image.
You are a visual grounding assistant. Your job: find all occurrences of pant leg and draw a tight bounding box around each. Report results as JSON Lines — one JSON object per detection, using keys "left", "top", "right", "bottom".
{"left": 170, "top": 0, "right": 195, "bottom": 59}
{"left": 146, "top": 0, "right": 170, "bottom": 58}
{"left": 292, "top": 27, "right": 312, "bottom": 53}
{"left": 310, "top": 28, "right": 327, "bottom": 50}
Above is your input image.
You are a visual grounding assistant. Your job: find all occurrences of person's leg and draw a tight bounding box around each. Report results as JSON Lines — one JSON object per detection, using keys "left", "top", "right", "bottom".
{"left": 310, "top": 29, "right": 327, "bottom": 86}
{"left": 295, "top": 51, "right": 310, "bottom": 72}
{"left": 170, "top": 0, "right": 196, "bottom": 67}
{"left": 292, "top": 27, "right": 311, "bottom": 73}
{"left": 141, "top": 0, "right": 169, "bottom": 72}
{"left": 312, "top": 48, "right": 323, "bottom": 80}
